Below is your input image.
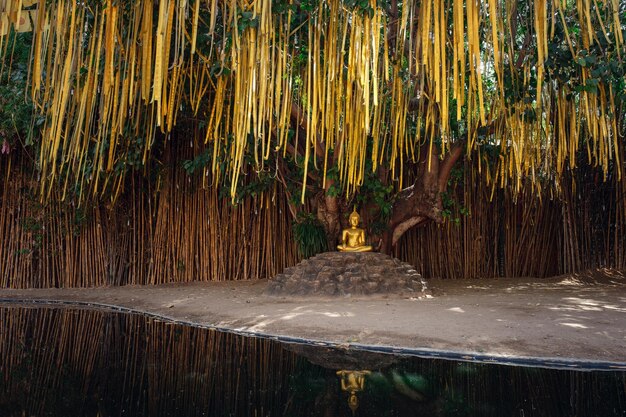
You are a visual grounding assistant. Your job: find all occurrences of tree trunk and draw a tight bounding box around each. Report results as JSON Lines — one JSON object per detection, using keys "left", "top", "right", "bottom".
{"left": 315, "top": 140, "right": 465, "bottom": 255}
{"left": 317, "top": 182, "right": 342, "bottom": 250}
{"left": 380, "top": 141, "right": 466, "bottom": 254}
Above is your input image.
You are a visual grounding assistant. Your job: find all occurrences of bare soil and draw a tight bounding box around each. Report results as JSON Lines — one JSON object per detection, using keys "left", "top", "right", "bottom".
{"left": 1, "top": 268, "right": 625, "bottom": 367}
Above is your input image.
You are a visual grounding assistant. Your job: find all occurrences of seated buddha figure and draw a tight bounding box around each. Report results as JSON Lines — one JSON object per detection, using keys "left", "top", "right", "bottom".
{"left": 337, "top": 209, "right": 372, "bottom": 252}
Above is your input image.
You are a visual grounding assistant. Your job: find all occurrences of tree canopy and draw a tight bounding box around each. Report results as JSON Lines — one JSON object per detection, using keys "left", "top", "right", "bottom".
{"left": 0, "top": 0, "right": 624, "bottom": 250}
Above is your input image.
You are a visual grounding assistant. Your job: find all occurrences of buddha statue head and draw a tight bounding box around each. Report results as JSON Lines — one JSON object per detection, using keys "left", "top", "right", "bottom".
{"left": 348, "top": 393, "right": 359, "bottom": 414}
{"left": 348, "top": 208, "right": 361, "bottom": 228}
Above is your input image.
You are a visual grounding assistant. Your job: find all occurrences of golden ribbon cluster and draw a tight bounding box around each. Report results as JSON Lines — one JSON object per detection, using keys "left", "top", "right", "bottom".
{"left": 0, "top": 0, "right": 623, "bottom": 202}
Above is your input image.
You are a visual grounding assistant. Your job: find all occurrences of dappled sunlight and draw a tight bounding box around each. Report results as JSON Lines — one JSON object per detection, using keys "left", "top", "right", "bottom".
{"left": 281, "top": 310, "right": 355, "bottom": 320}
{"left": 547, "top": 305, "right": 596, "bottom": 313}
{"left": 558, "top": 297, "right": 626, "bottom": 313}
{"left": 565, "top": 297, "right": 600, "bottom": 306}
{"left": 464, "top": 285, "right": 492, "bottom": 290}
{"left": 603, "top": 305, "right": 625, "bottom": 311}
{"left": 505, "top": 285, "right": 529, "bottom": 292}
{"left": 448, "top": 307, "right": 465, "bottom": 313}
{"left": 557, "top": 279, "right": 586, "bottom": 287}
{"left": 559, "top": 323, "right": 589, "bottom": 329}
{"left": 237, "top": 306, "right": 356, "bottom": 332}
{"left": 577, "top": 305, "right": 603, "bottom": 311}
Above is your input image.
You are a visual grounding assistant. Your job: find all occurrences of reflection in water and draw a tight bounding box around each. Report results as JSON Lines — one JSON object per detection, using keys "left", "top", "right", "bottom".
{"left": 336, "top": 370, "right": 371, "bottom": 414}
{"left": 1, "top": 306, "right": 625, "bottom": 416}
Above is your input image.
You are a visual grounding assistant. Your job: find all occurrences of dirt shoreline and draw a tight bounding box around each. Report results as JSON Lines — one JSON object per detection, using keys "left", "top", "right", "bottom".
{"left": 1, "top": 269, "right": 625, "bottom": 369}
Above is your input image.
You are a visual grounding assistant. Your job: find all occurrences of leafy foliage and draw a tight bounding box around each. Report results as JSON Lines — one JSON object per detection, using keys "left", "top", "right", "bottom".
{"left": 0, "top": 0, "right": 624, "bottom": 246}
{"left": 292, "top": 213, "right": 328, "bottom": 259}
{"left": 0, "top": 32, "right": 37, "bottom": 155}
{"left": 356, "top": 167, "right": 394, "bottom": 235}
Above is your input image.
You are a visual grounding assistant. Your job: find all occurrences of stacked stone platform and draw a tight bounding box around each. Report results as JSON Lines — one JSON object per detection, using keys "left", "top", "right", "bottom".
{"left": 266, "top": 252, "right": 428, "bottom": 297}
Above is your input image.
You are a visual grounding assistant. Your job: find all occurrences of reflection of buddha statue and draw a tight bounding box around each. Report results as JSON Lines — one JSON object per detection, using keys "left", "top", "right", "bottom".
{"left": 337, "top": 370, "right": 368, "bottom": 392}
{"left": 337, "top": 209, "right": 372, "bottom": 252}
{"left": 348, "top": 393, "right": 359, "bottom": 414}
{"left": 336, "top": 370, "right": 371, "bottom": 415}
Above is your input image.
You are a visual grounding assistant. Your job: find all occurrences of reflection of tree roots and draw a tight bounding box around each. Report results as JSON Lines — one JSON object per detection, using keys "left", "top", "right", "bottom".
{"left": 391, "top": 371, "right": 425, "bottom": 401}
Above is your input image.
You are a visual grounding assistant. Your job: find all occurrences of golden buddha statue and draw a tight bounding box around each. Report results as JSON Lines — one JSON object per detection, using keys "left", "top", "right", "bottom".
{"left": 337, "top": 209, "right": 372, "bottom": 252}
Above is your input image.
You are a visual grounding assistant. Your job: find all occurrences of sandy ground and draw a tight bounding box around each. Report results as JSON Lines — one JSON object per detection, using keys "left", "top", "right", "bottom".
{"left": 1, "top": 269, "right": 625, "bottom": 369}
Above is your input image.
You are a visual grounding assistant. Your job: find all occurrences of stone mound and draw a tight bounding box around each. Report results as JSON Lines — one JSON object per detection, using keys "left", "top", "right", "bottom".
{"left": 266, "top": 252, "right": 429, "bottom": 297}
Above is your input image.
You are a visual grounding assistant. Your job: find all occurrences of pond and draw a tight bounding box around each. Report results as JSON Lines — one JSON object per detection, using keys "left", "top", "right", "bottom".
{"left": 0, "top": 306, "right": 625, "bottom": 416}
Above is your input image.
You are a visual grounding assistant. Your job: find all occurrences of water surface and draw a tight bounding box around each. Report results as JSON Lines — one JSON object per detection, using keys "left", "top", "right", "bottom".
{"left": 1, "top": 306, "right": 624, "bottom": 416}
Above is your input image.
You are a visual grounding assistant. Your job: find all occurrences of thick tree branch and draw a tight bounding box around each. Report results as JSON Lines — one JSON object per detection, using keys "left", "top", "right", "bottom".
{"left": 515, "top": 28, "right": 533, "bottom": 69}
{"left": 276, "top": 158, "right": 299, "bottom": 221}
{"left": 392, "top": 216, "right": 426, "bottom": 245}
{"left": 438, "top": 138, "right": 467, "bottom": 193}
{"left": 387, "top": 0, "right": 399, "bottom": 56}
{"left": 382, "top": 148, "right": 443, "bottom": 249}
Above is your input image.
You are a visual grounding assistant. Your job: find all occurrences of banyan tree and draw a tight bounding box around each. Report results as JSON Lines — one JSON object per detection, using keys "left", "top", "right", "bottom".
{"left": 0, "top": 0, "right": 624, "bottom": 282}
